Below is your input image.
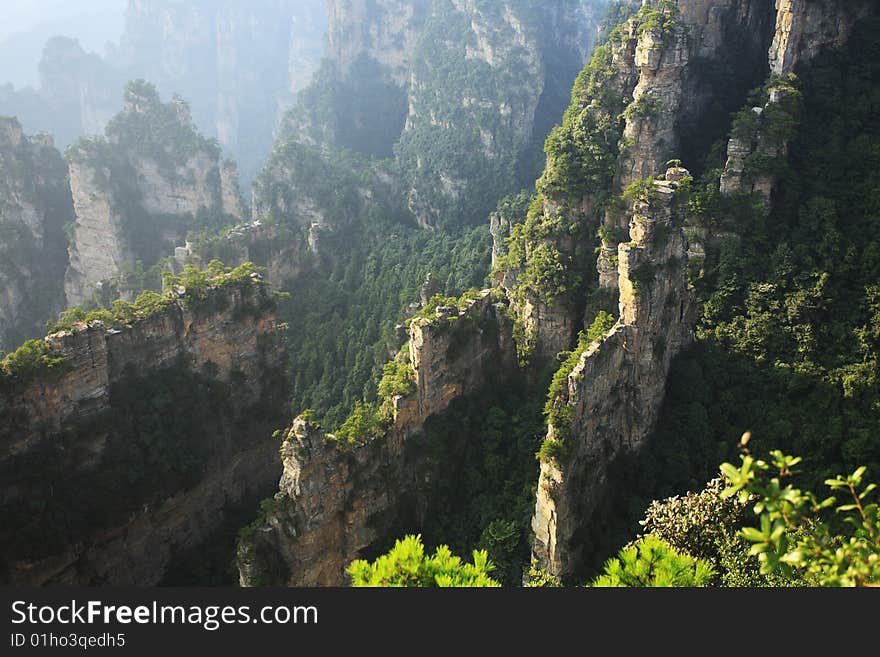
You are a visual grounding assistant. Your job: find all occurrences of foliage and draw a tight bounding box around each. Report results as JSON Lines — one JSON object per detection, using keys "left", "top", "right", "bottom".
{"left": 329, "top": 401, "right": 389, "bottom": 447}
{"left": 590, "top": 535, "right": 715, "bottom": 587}
{"left": 377, "top": 352, "right": 416, "bottom": 403}
{"left": 525, "top": 562, "right": 563, "bottom": 587}
{"left": 639, "top": 477, "right": 797, "bottom": 587}
{"left": 623, "top": 94, "right": 663, "bottom": 121}
{"left": 541, "top": 311, "right": 616, "bottom": 457}
{"left": 161, "top": 260, "right": 267, "bottom": 310}
{"left": 47, "top": 261, "right": 266, "bottom": 336}
{"left": 497, "top": 16, "right": 636, "bottom": 320}
{"left": 413, "top": 384, "right": 545, "bottom": 586}
{"left": 0, "top": 339, "right": 67, "bottom": 381}
{"left": 642, "top": 18, "right": 880, "bottom": 513}
{"left": 346, "top": 535, "right": 500, "bottom": 587}
{"left": 722, "top": 450, "right": 879, "bottom": 586}
{"left": 635, "top": 0, "right": 680, "bottom": 41}
{"left": 280, "top": 215, "right": 491, "bottom": 430}
{"left": 393, "top": 1, "right": 587, "bottom": 228}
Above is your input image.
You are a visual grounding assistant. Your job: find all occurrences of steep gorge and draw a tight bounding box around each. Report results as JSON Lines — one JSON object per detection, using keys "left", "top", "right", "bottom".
{"left": 237, "top": 0, "right": 880, "bottom": 586}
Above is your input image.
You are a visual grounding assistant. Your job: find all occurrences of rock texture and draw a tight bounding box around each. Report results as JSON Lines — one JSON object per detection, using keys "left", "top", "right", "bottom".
{"left": 532, "top": 169, "right": 695, "bottom": 579}
{"left": 0, "top": 279, "right": 287, "bottom": 585}
{"left": 524, "top": 0, "right": 879, "bottom": 582}
{"left": 237, "top": 291, "right": 516, "bottom": 586}
{"left": 768, "top": 0, "right": 872, "bottom": 75}
{"left": 64, "top": 83, "right": 243, "bottom": 307}
{"left": 0, "top": 117, "right": 73, "bottom": 351}
{"left": 279, "top": 0, "right": 605, "bottom": 228}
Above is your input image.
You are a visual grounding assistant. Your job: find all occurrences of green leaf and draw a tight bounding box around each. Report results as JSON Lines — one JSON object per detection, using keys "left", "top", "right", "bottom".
{"left": 741, "top": 527, "right": 766, "bottom": 543}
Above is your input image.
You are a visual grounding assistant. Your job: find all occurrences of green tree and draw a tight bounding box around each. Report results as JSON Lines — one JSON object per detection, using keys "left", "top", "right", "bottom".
{"left": 590, "top": 535, "right": 715, "bottom": 587}
{"left": 347, "top": 535, "right": 500, "bottom": 587}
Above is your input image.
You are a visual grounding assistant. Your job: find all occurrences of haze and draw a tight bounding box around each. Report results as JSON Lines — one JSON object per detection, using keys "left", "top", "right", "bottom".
{"left": 0, "top": 0, "right": 126, "bottom": 87}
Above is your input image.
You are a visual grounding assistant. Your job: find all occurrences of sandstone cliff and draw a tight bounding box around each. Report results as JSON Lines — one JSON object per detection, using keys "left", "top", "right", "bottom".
{"left": 523, "top": 0, "right": 878, "bottom": 581}
{"left": 0, "top": 117, "right": 73, "bottom": 351}
{"left": 279, "top": 0, "right": 605, "bottom": 229}
{"left": 531, "top": 167, "right": 695, "bottom": 578}
{"left": 64, "top": 82, "right": 244, "bottom": 308}
{"left": 237, "top": 290, "right": 516, "bottom": 585}
{"left": 0, "top": 275, "right": 287, "bottom": 585}
{"left": 494, "top": 0, "right": 776, "bottom": 365}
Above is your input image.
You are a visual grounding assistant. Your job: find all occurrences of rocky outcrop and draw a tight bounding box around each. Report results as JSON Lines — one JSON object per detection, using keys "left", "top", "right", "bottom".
{"left": 768, "top": 0, "right": 872, "bottom": 75}
{"left": 0, "top": 277, "right": 287, "bottom": 585}
{"left": 326, "top": 0, "right": 430, "bottom": 86}
{"left": 278, "top": 1, "right": 605, "bottom": 228}
{"left": 237, "top": 290, "right": 516, "bottom": 586}
{"left": 64, "top": 82, "right": 243, "bottom": 307}
{"left": 0, "top": 117, "right": 73, "bottom": 351}
{"left": 173, "top": 221, "right": 310, "bottom": 290}
{"left": 532, "top": 167, "right": 695, "bottom": 580}
{"left": 721, "top": 0, "right": 877, "bottom": 198}
{"left": 495, "top": 0, "right": 775, "bottom": 365}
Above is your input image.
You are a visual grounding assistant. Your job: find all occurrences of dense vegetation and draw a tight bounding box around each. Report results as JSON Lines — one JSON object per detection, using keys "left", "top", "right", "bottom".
{"left": 280, "top": 216, "right": 491, "bottom": 429}
{"left": 570, "top": 17, "right": 880, "bottom": 580}
{"left": 363, "top": 447, "right": 878, "bottom": 587}
{"left": 640, "top": 18, "right": 880, "bottom": 497}
{"left": 409, "top": 382, "right": 546, "bottom": 586}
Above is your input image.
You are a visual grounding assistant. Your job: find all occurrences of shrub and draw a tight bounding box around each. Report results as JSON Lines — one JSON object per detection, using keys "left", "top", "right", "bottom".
{"left": 590, "top": 535, "right": 715, "bottom": 587}
{"left": 347, "top": 534, "right": 500, "bottom": 587}
{"left": 0, "top": 339, "right": 66, "bottom": 381}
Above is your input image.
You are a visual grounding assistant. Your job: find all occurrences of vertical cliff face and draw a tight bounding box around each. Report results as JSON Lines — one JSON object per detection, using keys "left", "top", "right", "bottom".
{"left": 719, "top": 0, "right": 873, "bottom": 199}
{"left": 768, "top": 0, "right": 871, "bottom": 75}
{"left": 0, "top": 118, "right": 73, "bottom": 351}
{"left": 532, "top": 167, "right": 695, "bottom": 578}
{"left": 0, "top": 276, "right": 287, "bottom": 585}
{"left": 493, "top": 0, "right": 775, "bottom": 366}
{"left": 119, "top": 0, "right": 327, "bottom": 183}
{"left": 398, "top": 0, "right": 606, "bottom": 228}
{"left": 279, "top": 0, "right": 605, "bottom": 228}
{"left": 64, "top": 82, "right": 243, "bottom": 308}
{"left": 326, "top": 0, "right": 430, "bottom": 86}
{"left": 237, "top": 291, "right": 516, "bottom": 586}
{"left": 524, "top": 0, "right": 879, "bottom": 581}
